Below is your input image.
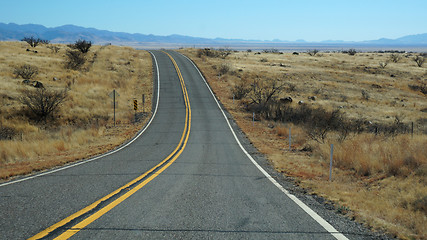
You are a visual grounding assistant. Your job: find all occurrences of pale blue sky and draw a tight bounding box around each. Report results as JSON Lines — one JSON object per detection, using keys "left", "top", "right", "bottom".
{"left": 1, "top": 0, "right": 426, "bottom": 41}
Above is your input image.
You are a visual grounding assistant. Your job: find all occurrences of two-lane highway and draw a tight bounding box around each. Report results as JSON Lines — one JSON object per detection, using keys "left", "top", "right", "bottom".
{"left": 1, "top": 50, "right": 355, "bottom": 239}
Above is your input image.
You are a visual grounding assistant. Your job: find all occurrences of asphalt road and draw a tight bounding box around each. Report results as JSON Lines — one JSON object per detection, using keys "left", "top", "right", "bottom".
{"left": 0, "top": 50, "right": 381, "bottom": 239}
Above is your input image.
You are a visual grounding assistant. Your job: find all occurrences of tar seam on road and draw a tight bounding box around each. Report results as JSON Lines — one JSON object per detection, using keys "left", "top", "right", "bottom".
{"left": 178, "top": 52, "right": 349, "bottom": 240}
{"left": 28, "top": 51, "right": 192, "bottom": 240}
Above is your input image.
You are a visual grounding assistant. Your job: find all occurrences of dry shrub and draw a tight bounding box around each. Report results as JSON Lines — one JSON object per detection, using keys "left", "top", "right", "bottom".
{"left": 68, "top": 39, "right": 92, "bottom": 53}
{"left": 275, "top": 125, "right": 289, "bottom": 137}
{"left": 320, "top": 134, "right": 427, "bottom": 177}
{"left": 65, "top": 50, "right": 86, "bottom": 70}
{"left": 14, "top": 64, "right": 39, "bottom": 79}
{"left": 0, "top": 126, "right": 17, "bottom": 140}
{"left": 197, "top": 48, "right": 231, "bottom": 59}
{"left": 53, "top": 141, "right": 66, "bottom": 151}
{"left": 218, "top": 63, "right": 231, "bottom": 75}
{"left": 412, "top": 195, "right": 427, "bottom": 214}
{"left": 20, "top": 88, "right": 68, "bottom": 122}
{"left": 231, "top": 77, "right": 251, "bottom": 100}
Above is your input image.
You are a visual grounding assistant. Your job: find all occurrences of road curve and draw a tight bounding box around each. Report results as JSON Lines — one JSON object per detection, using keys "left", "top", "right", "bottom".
{"left": 0, "top": 50, "right": 371, "bottom": 239}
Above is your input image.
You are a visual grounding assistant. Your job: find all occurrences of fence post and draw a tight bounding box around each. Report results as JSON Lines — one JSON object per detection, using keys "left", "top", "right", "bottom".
{"left": 329, "top": 144, "right": 334, "bottom": 181}
{"left": 113, "top": 90, "right": 116, "bottom": 127}
{"left": 289, "top": 127, "right": 292, "bottom": 151}
{"left": 252, "top": 112, "right": 255, "bottom": 126}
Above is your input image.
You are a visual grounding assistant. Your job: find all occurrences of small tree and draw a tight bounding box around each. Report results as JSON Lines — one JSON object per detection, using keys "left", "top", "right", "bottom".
{"left": 389, "top": 53, "right": 401, "bottom": 63}
{"left": 413, "top": 55, "right": 425, "bottom": 67}
{"left": 65, "top": 50, "right": 86, "bottom": 70}
{"left": 348, "top": 48, "right": 357, "bottom": 56}
{"left": 21, "top": 37, "right": 49, "bottom": 48}
{"left": 14, "top": 64, "right": 38, "bottom": 79}
{"left": 307, "top": 49, "right": 319, "bottom": 56}
{"left": 247, "top": 77, "right": 285, "bottom": 113}
{"left": 69, "top": 39, "right": 92, "bottom": 53}
{"left": 20, "top": 88, "right": 67, "bottom": 122}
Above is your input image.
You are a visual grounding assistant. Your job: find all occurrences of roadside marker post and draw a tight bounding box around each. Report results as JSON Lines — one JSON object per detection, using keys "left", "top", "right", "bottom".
{"left": 134, "top": 99, "right": 138, "bottom": 111}
{"left": 142, "top": 94, "right": 145, "bottom": 113}
{"left": 108, "top": 89, "right": 120, "bottom": 126}
{"left": 133, "top": 99, "right": 138, "bottom": 122}
{"left": 252, "top": 112, "right": 255, "bottom": 126}
{"left": 289, "top": 127, "right": 292, "bottom": 151}
{"left": 329, "top": 144, "right": 334, "bottom": 181}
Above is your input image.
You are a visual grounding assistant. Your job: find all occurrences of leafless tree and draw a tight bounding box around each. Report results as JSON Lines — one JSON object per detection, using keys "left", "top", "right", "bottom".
{"left": 307, "top": 49, "right": 319, "bottom": 56}
{"left": 348, "top": 49, "right": 357, "bottom": 56}
{"left": 68, "top": 39, "right": 92, "bottom": 53}
{"left": 413, "top": 55, "right": 425, "bottom": 67}
{"left": 247, "top": 77, "right": 285, "bottom": 112}
{"left": 21, "top": 37, "right": 49, "bottom": 48}
{"left": 389, "top": 53, "right": 401, "bottom": 63}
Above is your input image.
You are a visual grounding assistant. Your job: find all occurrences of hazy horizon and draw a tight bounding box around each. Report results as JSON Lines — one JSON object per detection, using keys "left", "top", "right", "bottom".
{"left": 1, "top": 0, "right": 426, "bottom": 42}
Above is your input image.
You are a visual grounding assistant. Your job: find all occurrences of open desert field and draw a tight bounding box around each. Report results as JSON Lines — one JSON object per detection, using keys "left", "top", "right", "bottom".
{"left": 0, "top": 41, "right": 152, "bottom": 180}
{"left": 180, "top": 48, "right": 426, "bottom": 239}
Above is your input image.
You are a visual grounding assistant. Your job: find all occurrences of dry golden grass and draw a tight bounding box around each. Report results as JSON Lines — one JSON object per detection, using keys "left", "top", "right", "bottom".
{"left": 0, "top": 41, "right": 152, "bottom": 179}
{"left": 180, "top": 48, "right": 427, "bottom": 239}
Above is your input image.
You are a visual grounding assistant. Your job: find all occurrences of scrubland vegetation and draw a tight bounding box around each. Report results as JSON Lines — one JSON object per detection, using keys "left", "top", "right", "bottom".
{"left": 0, "top": 41, "right": 152, "bottom": 179}
{"left": 180, "top": 48, "right": 426, "bottom": 239}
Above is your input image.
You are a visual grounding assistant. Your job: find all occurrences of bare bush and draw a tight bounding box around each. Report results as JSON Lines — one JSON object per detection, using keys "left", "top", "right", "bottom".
{"left": 413, "top": 55, "right": 425, "bottom": 67}
{"left": 68, "top": 39, "right": 92, "bottom": 53}
{"left": 20, "top": 88, "right": 67, "bottom": 122}
{"left": 307, "top": 108, "right": 345, "bottom": 143}
{"left": 0, "top": 126, "right": 17, "bottom": 140}
{"left": 218, "top": 63, "right": 231, "bottom": 76}
{"left": 307, "top": 49, "right": 319, "bottom": 56}
{"left": 65, "top": 50, "right": 86, "bottom": 70}
{"left": 197, "top": 48, "right": 231, "bottom": 59}
{"left": 47, "top": 45, "right": 60, "bottom": 53}
{"left": 21, "top": 37, "right": 49, "bottom": 48}
{"left": 348, "top": 49, "right": 357, "bottom": 56}
{"left": 246, "top": 78, "right": 285, "bottom": 114}
{"left": 232, "top": 78, "right": 251, "bottom": 100}
{"left": 14, "top": 64, "right": 38, "bottom": 79}
{"left": 389, "top": 53, "right": 401, "bottom": 63}
{"left": 263, "top": 49, "right": 279, "bottom": 53}
{"left": 379, "top": 61, "right": 388, "bottom": 69}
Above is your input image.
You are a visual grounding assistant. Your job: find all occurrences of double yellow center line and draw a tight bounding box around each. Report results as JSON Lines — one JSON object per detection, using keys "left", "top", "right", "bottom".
{"left": 29, "top": 51, "right": 191, "bottom": 240}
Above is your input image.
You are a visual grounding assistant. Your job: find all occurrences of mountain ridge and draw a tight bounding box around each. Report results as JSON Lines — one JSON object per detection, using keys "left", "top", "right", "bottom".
{"left": 0, "top": 22, "right": 426, "bottom": 46}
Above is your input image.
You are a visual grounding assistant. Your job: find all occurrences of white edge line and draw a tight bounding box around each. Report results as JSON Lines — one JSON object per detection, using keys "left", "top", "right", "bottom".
{"left": 0, "top": 51, "right": 161, "bottom": 188}
{"left": 179, "top": 52, "right": 349, "bottom": 240}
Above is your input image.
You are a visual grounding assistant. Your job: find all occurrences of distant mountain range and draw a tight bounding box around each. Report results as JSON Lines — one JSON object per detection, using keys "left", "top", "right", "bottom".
{"left": 1, "top": 22, "right": 426, "bottom": 48}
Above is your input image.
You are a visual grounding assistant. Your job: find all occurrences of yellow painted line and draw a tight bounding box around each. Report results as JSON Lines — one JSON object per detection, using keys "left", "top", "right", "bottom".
{"left": 29, "top": 51, "right": 191, "bottom": 240}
